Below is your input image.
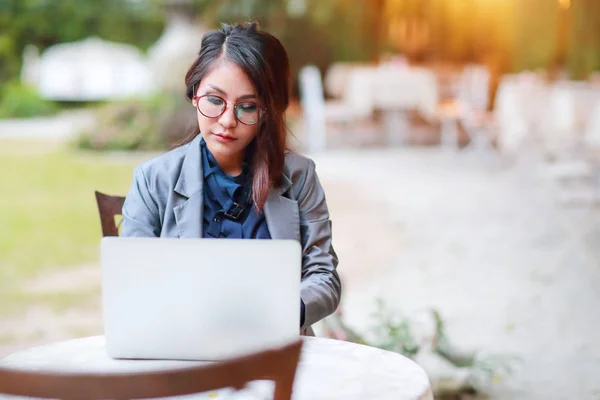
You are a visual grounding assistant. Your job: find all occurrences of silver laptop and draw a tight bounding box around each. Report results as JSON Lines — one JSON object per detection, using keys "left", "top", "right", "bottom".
{"left": 100, "top": 237, "right": 301, "bottom": 361}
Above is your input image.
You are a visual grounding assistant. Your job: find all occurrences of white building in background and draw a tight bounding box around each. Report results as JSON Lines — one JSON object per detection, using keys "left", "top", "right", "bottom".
{"left": 20, "top": 8, "right": 207, "bottom": 102}
{"left": 22, "top": 37, "right": 154, "bottom": 101}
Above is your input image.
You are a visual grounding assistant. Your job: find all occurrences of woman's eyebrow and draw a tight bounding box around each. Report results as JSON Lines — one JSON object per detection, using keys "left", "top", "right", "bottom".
{"left": 206, "top": 84, "right": 257, "bottom": 100}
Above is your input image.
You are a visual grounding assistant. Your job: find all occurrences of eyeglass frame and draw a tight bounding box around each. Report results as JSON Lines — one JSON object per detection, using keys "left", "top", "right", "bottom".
{"left": 192, "top": 93, "right": 267, "bottom": 126}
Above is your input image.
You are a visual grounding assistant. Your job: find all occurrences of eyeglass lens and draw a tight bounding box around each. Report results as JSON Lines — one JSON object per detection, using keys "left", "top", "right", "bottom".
{"left": 197, "top": 95, "right": 260, "bottom": 125}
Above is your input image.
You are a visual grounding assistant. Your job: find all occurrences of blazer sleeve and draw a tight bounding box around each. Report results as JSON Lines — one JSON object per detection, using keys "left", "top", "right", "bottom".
{"left": 298, "top": 159, "right": 341, "bottom": 329}
{"left": 121, "top": 164, "right": 162, "bottom": 237}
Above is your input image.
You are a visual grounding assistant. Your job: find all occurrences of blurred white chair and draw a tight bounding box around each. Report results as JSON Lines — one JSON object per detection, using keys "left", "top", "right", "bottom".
{"left": 550, "top": 99, "right": 600, "bottom": 205}
{"left": 494, "top": 78, "right": 530, "bottom": 156}
{"left": 543, "top": 85, "right": 577, "bottom": 160}
{"left": 570, "top": 83, "right": 600, "bottom": 150}
{"left": 520, "top": 74, "right": 549, "bottom": 144}
{"left": 541, "top": 86, "right": 600, "bottom": 205}
{"left": 457, "top": 64, "right": 490, "bottom": 112}
{"left": 299, "top": 65, "right": 327, "bottom": 152}
{"left": 410, "top": 68, "right": 440, "bottom": 121}
{"left": 298, "top": 65, "right": 375, "bottom": 151}
{"left": 583, "top": 101, "right": 600, "bottom": 189}
{"left": 436, "top": 64, "right": 493, "bottom": 153}
{"left": 457, "top": 65, "right": 494, "bottom": 153}
{"left": 583, "top": 101, "right": 600, "bottom": 149}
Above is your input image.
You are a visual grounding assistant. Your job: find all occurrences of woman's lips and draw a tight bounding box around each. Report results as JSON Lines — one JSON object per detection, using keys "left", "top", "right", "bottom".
{"left": 212, "top": 132, "right": 236, "bottom": 143}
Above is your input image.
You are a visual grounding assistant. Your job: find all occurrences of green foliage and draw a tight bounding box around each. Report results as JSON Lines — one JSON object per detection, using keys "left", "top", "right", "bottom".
{"left": 194, "top": 0, "right": 380, "bottom": 95}
{"left": 567, "top": 0, "right": 600, "bottom": 79}
{"left": 74, "top": 92, "right": 195, "bottom": 151}
{"left": 0, "top": 32, "right": 19, "bottom": 81}
{"left": 321, "top": 298, "right": 521, "bottom": 397}
{"left": 511, "top": 0, "right": 560, "bottom": 73}
{"left": 0, "top": 82, "right": 58, "bottom": 118}
{"left": 369, "top": 298, "right": 420, "bottom": 357}
{"left": 0, "top": 0, "right": 165, "bottom": 83}
{"left": 0, "top": 140, "right": 145, "bottom": 316}
{"left": 370, "top": 300, "right": 521, "bottom": 394}
{"left": 0, "top": 140, "right": 140, "bottom": 286}
{"left": 2, "top": 0, "right": 600, "bottom": 88}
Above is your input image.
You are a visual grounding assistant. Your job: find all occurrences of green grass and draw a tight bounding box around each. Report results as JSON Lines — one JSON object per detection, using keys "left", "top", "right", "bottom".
{"left": 0, "top": 286, "right": 101, "bottom": 315}
{"left": 0, "top": 140, "right": 155, "bottom": 308}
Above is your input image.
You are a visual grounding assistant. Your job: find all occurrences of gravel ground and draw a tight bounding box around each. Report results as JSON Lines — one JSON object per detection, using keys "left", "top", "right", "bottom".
{"left": 311, "top": 148, "right": 600, "bottom": 400}
{"left": 1, "top": 145, "right": 599, "bottom": 399}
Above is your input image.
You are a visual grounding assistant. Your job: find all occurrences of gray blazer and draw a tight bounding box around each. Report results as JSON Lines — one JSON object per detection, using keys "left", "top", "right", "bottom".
{"left": 121, "top": 134, "right": 341, "bottom": 334}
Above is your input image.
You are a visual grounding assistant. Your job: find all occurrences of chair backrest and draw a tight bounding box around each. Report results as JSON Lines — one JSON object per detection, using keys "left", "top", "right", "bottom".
{"left": 546, "top": 85, "right": 577, "bottom": 135}
{"left": 0, "top": 339, "right": 303, "bottom": 400}
{"left": 298, "top": 65, "right": 327, "bottom": 152}
{"left": 94, "top": 191, "right": 126, "bottom": 237}
{"left": 457, "top": 64, "right": 490, "bottom": 111}
{"left": 494, "top": 77, "right": 530, "bottom": 152}
{"left": 584, "top": 100, "right": 600, "bottom": 149}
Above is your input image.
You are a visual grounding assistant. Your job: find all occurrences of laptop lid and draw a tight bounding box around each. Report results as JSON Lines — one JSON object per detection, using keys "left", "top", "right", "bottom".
{"left": 101, "top": 237, "right": 301, "bottom": 361}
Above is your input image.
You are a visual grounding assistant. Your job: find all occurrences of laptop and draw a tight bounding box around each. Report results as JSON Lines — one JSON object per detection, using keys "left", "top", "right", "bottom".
{"left": 100, "top": 237, "right": 301, "bottom": 361}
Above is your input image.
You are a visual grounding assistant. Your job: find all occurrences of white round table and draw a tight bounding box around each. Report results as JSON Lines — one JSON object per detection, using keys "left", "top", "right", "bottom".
{"left": 0, "top": 336, "right": 432, "bottom": 400}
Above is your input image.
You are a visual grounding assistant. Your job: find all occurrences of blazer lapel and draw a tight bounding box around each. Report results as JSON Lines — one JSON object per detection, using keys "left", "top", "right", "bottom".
{"left": 264, "top": 174, "right": 300, "bottom": 241}
{"left": 173, "top": 134, "right": 204, "bottom": 238}
{"left": 173, "top": 191, "right": 203, "bottom": 238}
{"left": 172, "top": 135, "right": 299, "bottom": 241}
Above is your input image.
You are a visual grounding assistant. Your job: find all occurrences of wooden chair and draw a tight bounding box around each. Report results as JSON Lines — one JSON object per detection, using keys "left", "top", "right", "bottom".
{"left": 0, "top": 339, "right": 303, "bottom": 400}
{"left": 94, "top": 191, "right": 126, "bottom": 237}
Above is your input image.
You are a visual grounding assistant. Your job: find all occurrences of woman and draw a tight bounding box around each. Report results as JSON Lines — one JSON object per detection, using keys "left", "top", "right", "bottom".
{"left": 121, "top": 22, "right": 341, "bottom": 335}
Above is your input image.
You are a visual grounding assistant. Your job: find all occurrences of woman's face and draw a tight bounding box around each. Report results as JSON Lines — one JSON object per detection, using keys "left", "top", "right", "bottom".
{"left": 193, "top": 60, "right": 262, "bottom": 171}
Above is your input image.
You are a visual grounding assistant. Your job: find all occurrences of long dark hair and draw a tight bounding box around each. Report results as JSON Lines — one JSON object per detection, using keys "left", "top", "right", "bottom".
{"left": 180, "top": 22, "right": 290, "bottom": 212}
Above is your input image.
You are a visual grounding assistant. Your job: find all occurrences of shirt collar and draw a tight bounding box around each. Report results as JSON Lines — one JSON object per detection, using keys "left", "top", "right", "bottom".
{"left": 200, "top": 137, "right": 248, "bottom": 184}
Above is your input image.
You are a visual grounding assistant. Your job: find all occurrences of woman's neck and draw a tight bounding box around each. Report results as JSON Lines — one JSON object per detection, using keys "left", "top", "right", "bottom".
{"left": 213, "top": 151, "right": 244, "bottom": 177}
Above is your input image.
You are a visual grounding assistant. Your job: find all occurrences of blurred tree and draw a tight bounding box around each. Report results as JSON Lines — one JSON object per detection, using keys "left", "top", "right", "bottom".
{"left": 177, "top": 0, "right": 391, "bottom": 95}
{"left": 512, "top": 0, "right": 571, "bottom": 75}
{"left": 384, "top": 0, "right": 431, "bottom": 61}
{"left": 0, "top": 0, "right": 165, "bottom": 83}
{"left": 5, "top": 0, "right": 597, "bottom": 101}
{"left": 568, "top": 0, "right": 600, "bottom": 79}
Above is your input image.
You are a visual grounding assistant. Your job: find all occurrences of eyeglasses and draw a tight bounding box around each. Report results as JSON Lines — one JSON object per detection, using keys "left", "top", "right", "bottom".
{"left": 193, "top": 94, "right": 266, "bottom": 126}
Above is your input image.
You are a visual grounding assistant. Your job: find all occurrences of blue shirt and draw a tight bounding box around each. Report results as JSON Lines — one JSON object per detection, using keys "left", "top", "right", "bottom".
{"left": 200, "top": 139, "right": 304, "bottom": 325}
{"left": 200, "top": 139, "right": 271, "bottom": 239}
